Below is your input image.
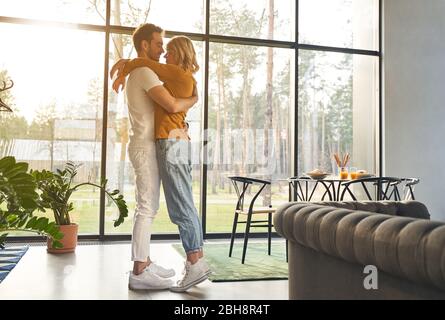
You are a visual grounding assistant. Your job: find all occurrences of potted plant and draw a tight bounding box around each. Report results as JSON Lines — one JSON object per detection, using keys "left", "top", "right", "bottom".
{"left": 0, "top": 156, "right": 63, "bottom": 249}
{"left": 32, "top": 161, "right": 128, "bottom": 253}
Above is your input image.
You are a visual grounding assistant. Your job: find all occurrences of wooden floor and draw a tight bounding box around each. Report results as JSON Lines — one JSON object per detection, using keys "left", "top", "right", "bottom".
{"left": 0, "top": 240, "right": 288, "bottom": 300}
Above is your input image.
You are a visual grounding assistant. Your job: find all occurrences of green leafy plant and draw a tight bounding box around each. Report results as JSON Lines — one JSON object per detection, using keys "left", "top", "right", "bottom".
{"left": 0, "top": 156, "right": 63, "bottom": 249}
{"left": 32, "top": 161, "right": 128, "bottom": 227}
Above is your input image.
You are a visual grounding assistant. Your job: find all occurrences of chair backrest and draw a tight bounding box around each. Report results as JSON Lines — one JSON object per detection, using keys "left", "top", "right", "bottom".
{"left": 395, "top": 178, "right": 420, "bottom": 201}
{"left": 287, "top": 176, "right": 321, "bottom": 202}
{"left": 340, "top": 177, "right": 402, "bottom": 201}
{"left": 228, "top": 176, "right": 271, "bottom": 186}
{"left": 228, "top": 176, "right": 271, "bottom": 212}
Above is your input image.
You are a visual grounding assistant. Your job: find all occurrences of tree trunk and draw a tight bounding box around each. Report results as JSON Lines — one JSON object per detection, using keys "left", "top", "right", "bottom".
{"left": 275, "top": 102, "right": 283, "bottom": 192}
{"left": 263, "top": 0, "right": 274, "bottom": 206}
{"left": 50, "top": 119, "right": 54, "bottom": 171}
{"left": 220, "top": 49, "right": 228, "bottom": 190}
{"left": 321, "top": 106, "right": 325, "bottom": 168}
{"left": 311, "top": 95, "right": 319, "bottom": 170}
{"left": 212, "top": 49, "right": 223, "bottom": 194}
{"left": 304, "top": 111, "right": 311, "bottom": 173}
{"left": 241, "top": 48, "right": 251, "bottom": 177}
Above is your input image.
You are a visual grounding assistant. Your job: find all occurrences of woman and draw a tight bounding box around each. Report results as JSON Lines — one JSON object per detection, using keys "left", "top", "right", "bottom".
{"left": 112, "top": 36, "right": 210, "bottom": 293}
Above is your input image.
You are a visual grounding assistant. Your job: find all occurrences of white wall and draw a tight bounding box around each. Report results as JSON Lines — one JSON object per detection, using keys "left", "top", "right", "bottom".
{"left": 384, "top": 0, "right": 445, "bottom": 220}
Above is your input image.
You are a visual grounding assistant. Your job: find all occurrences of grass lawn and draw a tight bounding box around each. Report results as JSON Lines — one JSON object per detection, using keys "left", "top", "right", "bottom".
{"left": 6, "top": 182, "right": 291, "bottom": 236}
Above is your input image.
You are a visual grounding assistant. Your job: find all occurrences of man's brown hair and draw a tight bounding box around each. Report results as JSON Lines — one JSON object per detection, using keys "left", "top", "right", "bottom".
{"left": 132, "top": 23, "right": 163, "bottom": 52}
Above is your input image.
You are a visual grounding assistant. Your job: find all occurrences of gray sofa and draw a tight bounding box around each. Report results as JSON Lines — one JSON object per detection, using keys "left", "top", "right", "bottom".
{"left": 274, "top": 201, "right": 445, "bottom": 300}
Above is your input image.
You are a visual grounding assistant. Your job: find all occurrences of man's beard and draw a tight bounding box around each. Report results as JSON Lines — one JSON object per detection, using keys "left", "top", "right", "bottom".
{"left": 146, "top": 48, "right": 160, "bottom": 61}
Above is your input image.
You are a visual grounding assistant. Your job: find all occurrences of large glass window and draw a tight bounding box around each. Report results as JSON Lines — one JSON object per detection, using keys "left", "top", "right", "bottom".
{"left": 299, "top": 0, "right": 379, "bottom": 50}
{"left": 0, "top": 23, "right": 104, "bottom": 234}
{"left": 0, "top": 1, "right": 106, "bottom": 25}
{"left": 298, "top": 50, "right": 379, "bottom": 177}
{"left": 210, "top": 0, "right": 295, "bottom": 41}
{"left": 111, "top": 0, "right": 204, "bottom": 33}
{"left": 0, "top": 1, "right": 380, "bottom": 239}
{"left": 206, "top": 43, "right": 294, "bottom": 233}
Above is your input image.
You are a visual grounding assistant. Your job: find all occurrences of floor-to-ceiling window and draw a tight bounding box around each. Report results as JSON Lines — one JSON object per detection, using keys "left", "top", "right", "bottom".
{"left": 298, "top": 0, "right": 379, "bottom": 179}
{"left": 0, "top": 0, "right": 380, "bottom": 240}
{"left": 0, "top": 22, "right": 104, "bottom": 235}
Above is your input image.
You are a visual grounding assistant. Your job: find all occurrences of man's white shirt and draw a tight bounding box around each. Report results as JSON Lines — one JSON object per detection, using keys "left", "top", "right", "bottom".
{"left": 125, "top": 67, "right": 162, "bottom": 149}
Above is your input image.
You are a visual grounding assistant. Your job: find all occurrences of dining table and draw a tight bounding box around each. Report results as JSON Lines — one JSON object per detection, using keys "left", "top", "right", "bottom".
{"left": 285, "top": 175, "right": 419, "bottom": 202}
{"left": 286, "top": 176, "right": 353, "bottom": 202}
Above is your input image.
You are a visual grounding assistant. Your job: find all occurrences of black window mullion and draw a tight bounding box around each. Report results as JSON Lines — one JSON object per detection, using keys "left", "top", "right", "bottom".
{"left": 201, "top": 0, "right": 211, "bottom": 239}
{"left": 99, "top": 0, "right": 112, "bottom": 240}
{"left": 379, "top": 0, "right": 383, "bottom": 177}
{"left": 297, "top": 43, "right": 379, "bottom": 56}
{"left": 294, "top": 0, "right": 299, "bottom": 199}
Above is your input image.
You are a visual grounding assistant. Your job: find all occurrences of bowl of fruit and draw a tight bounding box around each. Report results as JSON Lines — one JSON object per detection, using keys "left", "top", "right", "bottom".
{"left": 305, "top": 169, "right": 330, "bottom": 180}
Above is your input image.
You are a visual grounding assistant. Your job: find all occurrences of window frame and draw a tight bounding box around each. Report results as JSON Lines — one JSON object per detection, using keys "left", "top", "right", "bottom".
{"left": 0, "top": 0, "right": 381, "bottom": 243}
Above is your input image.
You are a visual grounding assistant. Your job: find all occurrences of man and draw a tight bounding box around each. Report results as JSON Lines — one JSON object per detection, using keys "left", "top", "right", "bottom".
{"left": 111, "top": 23, "right": 197, "bottom": 290}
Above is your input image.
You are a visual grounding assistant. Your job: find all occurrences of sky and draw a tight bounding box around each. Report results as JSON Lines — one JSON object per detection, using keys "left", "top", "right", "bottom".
{"left": 0, "top": 23, "right": 104, "bottom": 122}
{"left": 0, "top": 0, "right": 378, "bottom": 123}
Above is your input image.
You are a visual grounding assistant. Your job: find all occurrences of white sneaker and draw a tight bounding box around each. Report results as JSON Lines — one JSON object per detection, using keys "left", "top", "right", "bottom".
{"left": 128, "top": 269, "right": 173, "bottom": 290}
{"left": 199, "top": 258, "right": 212, "bottom": 276}
{"left": 147, "top": 262, "right": 175, "bottom": 278}
{"left": 169, "top": 259, "right": 210, "bottom": 293}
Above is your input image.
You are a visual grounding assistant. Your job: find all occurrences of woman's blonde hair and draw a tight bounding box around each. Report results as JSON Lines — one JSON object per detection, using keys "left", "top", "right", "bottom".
{"left": 167, "top": 36, "right": 200, "bottom": 74}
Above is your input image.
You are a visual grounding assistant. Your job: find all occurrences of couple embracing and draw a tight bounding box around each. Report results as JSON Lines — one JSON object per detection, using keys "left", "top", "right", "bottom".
{"left": 110, "top": 23, "right": 210, "bottom": 292}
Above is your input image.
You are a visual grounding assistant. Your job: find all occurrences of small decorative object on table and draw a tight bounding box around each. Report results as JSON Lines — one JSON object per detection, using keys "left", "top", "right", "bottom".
{"left": 305, "top": 168, "right": 329, "bottom": 180}
{"left": 355, "top": 169, "right": 374, "bottom": 179}
{"left": 333, "top": 152, "right": 350, "bottom": 179}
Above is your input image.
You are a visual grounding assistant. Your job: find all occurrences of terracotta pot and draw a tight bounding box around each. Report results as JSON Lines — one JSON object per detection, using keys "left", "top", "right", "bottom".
{"left": 47, "top": 223, "right": 78, "bottom": 254}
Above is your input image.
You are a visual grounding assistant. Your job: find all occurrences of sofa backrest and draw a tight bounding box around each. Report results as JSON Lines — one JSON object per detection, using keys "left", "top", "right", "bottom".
{"left": 312, "top": 201, "right": 430, "bottom": 219}
{"left": 274, "top": 201, "right": 445, "bottom": 292}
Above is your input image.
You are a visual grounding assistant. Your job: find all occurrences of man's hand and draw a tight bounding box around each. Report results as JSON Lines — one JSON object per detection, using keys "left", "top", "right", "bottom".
{"left": 110, "top": 58, "right": 130, "bottom": 80}
{"left": 191, "top": 84, "right": 199, "bottom": 106}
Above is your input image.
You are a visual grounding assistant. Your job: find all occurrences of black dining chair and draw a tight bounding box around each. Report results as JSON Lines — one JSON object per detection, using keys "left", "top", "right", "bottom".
{"left": 228, "top": 176, "right": 276, "bottom": 264}
{"left": 391, "top": 178, "right": 420, "bottom": 200}
{"left": 340, "top": 176, "right": 403, "bottom": 201}
{"left": 288, "top": 176, "right": 337, "bottom": 201}
{"left": 288, "top": 176, "right": 321, "bottom": 201}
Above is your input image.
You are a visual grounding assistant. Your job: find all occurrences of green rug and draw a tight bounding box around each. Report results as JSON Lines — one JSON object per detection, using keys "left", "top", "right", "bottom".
{"left": 172, "top": 242, "right": 288, "bottom": 282}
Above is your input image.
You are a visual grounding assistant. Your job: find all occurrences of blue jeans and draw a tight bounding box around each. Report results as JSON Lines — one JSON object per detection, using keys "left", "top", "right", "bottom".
{"left": 156, "top": 139, "right": 203, "bottom": 254}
